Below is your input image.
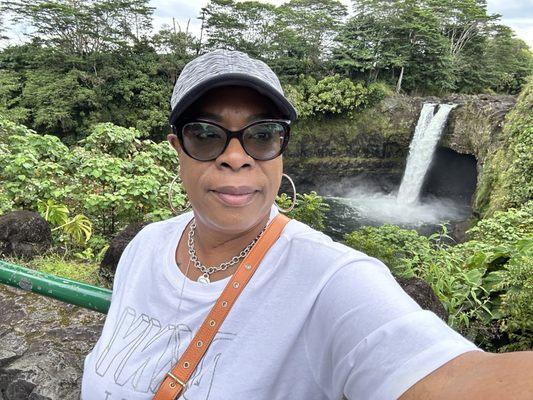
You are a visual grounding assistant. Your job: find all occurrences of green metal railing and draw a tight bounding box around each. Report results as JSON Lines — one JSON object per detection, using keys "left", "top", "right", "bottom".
{"left": 0, "top": 259, "right": 111, "bottom": 314}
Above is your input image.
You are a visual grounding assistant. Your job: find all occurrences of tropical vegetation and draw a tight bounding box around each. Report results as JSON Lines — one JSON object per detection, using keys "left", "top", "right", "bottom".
{"left": 0, "top": 0, "right": 531, "bottom": 353}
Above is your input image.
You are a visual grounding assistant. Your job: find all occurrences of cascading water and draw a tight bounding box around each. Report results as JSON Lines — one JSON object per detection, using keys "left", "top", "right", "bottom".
{"left": 396, "top": 103, "right": 457, "bottom": 204}
{"left": 322, "top": 101, "right": 469, "bottom": 233}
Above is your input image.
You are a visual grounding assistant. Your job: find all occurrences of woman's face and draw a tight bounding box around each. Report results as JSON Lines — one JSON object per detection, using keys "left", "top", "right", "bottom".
{"left": 167, "top": 85, "right": 284, "bottom": 235}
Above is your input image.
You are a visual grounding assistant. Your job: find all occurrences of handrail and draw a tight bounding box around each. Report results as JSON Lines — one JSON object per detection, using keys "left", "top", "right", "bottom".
{"left": 0, "top": 259, "right": 111, "bottom": 314}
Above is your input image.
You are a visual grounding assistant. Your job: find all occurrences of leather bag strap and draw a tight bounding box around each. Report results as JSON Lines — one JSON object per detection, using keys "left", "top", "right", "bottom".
{"left": 153, "top": 214, "right": 291, "bottom": 400}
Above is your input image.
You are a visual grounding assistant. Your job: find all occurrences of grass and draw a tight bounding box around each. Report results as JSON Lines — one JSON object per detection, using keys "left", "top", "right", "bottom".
{"left": 2, "top": 253, "right": 110, "bottom": 288}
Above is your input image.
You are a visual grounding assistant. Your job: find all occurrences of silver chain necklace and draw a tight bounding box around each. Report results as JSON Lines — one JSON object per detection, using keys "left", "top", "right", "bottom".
{"left": 187, "top": 220, "right": 266, "bottom": 284}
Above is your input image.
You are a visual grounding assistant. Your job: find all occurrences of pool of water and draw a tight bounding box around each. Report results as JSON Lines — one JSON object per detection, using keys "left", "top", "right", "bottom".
{"left": 320, "top": 185, "right": 471, "bottom": 241}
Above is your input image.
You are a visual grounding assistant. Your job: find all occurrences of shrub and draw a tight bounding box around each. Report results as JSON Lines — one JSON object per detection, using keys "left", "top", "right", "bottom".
{"left": 467, "top": 201, "right": 533, "bottom": 245}
{"left": 276, "top": 191, "right": 330, "bottom": 231}
{"left": 495, "top": 238, "right": 533, "bottom": 351}
{"left": 283, "top": 74, "right": 388, "bottom": 119}
{"left": 344, "top": 224, "right": 431, "bottom": 277}
{"left": 344, "top": 217, "right": 533, "bottom": 351}
{"left": 0, "top": 117, "right": 187, "bottom": 239}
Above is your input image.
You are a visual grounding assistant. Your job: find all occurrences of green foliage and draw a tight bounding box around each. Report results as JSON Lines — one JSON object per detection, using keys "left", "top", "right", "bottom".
{"left": 202, "top": 0, "right": 347, "bottom": 78}
{"left": 37, "top": 198, "right": 69, "bottom": 226}
{"left": 483, "top": 25, "right": 533, "bottom": 94}
{"left": 0, "top": 70, "right": 28, "bottom": 122}
{"left": 79, "top": 122, "right": 143, "bottom": 157}
{"left": 276, "top": 191, "right": 330, "bottom": 231}
{"left": 0, "top": 0, "right": 530, "bottom": 142}
{"left": 67, "top": 123, "right": 184, "bottom": 235}
{"left": 345, "top": 206, "right": 533, "bottom": 351}
{"left": 345, "top": 225, "right": 431, "bottom": 277}
{"left": 494, "top": 239, "right": 533, "bottom": 351}
{"left": 334, "top": 0, "right": 455, "bottom": 94}
{"left": 284, "top": 75, "right": 387, "bottom": 118}
{"left": 0, "top": 186, "right": 14, "bottom": 215}
{"left": 10, "top": 253, "right": 106, "bottom": 287}
{"left": 21, "top": 68, "right": 98, "bottom": 134}
{"left": 474, "top": 79, "right": 533, "bottom": 215}
{"left": 2, "top": 0, "right": 155, "bottom": 54}
{"left": 0, "top": 117, "right": 187, "bottom": 241}
{"left": 332, "top": 0, "right": 531, "bottom": 95}
{"left": 0, "top": 41, "right": 174, "bottom": 139}
{"left": 0, "top": 116, "right": 72, "bottom": 209}
{"left": 467, "top": 202, "right": 533, "bottom": 245}
{"left": 37, "top": 198, "right": 96, "bottom": 253}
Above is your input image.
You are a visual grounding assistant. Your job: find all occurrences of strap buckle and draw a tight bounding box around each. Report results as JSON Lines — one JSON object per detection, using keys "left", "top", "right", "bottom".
{"left": 166, "top": 371, "right": 186, "bottom": 389}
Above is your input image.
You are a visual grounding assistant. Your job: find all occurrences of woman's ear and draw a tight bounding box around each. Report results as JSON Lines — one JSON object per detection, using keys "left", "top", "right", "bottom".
{"left": 167, "top": 133, "right": 182, "bottom": 155}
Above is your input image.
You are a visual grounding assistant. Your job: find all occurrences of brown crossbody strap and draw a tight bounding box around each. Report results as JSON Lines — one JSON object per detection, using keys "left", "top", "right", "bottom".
{"left": 153, "top": 214, "right": 291, "bottom": 400}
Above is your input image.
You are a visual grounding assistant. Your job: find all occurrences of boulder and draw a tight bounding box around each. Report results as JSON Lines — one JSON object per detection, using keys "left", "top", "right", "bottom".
{"left": 99, "top": 221, "right": 150, "bottom": 280}
{"left": 396, "top": 276, "right": 449, "bottom": 322}
{"left": 0, "top": 211, "right": 52, "bottom": 260}
{"left": 441, "top": 94, "right": 517, "bottom": 162}
{"left": 0, "top": 285, "right": 105, "bottom": 400}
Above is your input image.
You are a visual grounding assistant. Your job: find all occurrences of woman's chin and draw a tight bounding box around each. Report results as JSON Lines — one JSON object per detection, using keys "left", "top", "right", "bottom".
{"left": 194, "top": 194, "right": 270, "bottom": 232}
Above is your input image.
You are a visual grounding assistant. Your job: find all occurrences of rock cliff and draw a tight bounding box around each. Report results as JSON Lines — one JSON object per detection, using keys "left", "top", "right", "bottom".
{"left": 284, "top": 93, "right": 517, "bottom": 213}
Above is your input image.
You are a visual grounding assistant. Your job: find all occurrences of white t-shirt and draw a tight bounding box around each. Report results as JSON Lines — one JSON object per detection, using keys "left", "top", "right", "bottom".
{"left": 81, "top": 206, "right": 481, "bottom": 400}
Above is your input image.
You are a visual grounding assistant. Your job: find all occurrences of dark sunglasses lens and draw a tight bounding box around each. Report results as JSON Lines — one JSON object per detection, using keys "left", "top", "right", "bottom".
{"left": 182, "top": 122, "right": 226, "bottom": 160}
{"left": 243, "top": 122, "right": 286, "bottom": 160}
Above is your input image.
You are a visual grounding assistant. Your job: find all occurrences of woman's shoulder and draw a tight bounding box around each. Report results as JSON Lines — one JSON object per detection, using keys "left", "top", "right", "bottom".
{"left": 279, "top": 219, "right": 397, "bottom": 303}
{"left": 282, "top": 218, "right": 377, "bottom": 267}
{"left": 126, "top": 212, "right": 193, "bottom": 247}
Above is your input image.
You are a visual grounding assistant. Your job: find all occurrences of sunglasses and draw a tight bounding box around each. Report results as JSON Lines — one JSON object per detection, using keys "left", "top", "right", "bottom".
{"left": 171, "top": 119, "right": 291, "bottom": 162}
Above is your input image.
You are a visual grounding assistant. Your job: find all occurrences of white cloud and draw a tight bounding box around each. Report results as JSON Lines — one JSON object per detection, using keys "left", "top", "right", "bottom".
{"left": 502, "top": 18, "right": 533, "bottom": 47}
{"left": 487, "top": 0, "right": 533, "bottom": 18}
{"left": 150, "top": 0, "right": 207, "bottom": 35}
{"left": 487, "top": 0, "right": 533, "bottom": 47}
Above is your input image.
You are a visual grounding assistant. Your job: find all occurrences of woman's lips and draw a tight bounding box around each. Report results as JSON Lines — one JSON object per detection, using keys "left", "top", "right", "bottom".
{"left": 211, "top": 186, "right": 258, "bottom": 206}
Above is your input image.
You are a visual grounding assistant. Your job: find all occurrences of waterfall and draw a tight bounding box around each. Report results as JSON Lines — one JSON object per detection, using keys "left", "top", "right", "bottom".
{"left": 397, "top": 103, "right": 457, "bottom": 204}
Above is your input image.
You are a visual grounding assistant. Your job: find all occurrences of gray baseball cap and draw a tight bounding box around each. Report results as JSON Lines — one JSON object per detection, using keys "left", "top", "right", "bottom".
{"left": 169, "top": 49, "right": 298, "bottom": 125}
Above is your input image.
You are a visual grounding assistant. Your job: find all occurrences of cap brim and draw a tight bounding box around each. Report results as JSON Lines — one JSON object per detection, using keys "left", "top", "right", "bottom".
{"left": 169, "top": 73, "right": 298, "bottom": 125}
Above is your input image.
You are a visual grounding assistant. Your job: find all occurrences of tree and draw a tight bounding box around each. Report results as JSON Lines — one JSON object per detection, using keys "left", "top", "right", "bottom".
{"left": 428, "top": 0, "right": 496, "bottom": 62}
{"left": 427, "top": 0, "right": 498, "bottom": 92}
{"left": 151, "top": 21, "right": 198, "bottom": 86}
{"left": 334, "top": 0, "right": 453, "bottom": 93}
{"left": 271, "top": 0, "right": 347, "bottom": 79}
{"left": 484, "top": 25, "right": 533, "bottom": 94}
{"left": 200, "top": 0, "right": 347, "bottom": 80}
{"left": 201, "top": 0, "right": 277, "bottom": 58}
{"left": 2, "top": 0, "right": 155, "bottom": 55}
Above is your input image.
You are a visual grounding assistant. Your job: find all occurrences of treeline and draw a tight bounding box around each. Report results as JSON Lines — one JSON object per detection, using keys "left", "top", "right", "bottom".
{"left": 201, "top": 0, "right": 532, "bottom": 94}
{"left": 0, "top": 0, "right": 531, "bottom": 140}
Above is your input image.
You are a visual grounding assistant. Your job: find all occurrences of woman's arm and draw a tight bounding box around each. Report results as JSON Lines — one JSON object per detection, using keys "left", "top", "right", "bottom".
{"left": 399, "top": 350, "right": 533, "bottom": 399}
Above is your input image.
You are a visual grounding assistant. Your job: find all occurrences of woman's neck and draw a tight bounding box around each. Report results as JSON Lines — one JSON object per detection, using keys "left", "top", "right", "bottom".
{"left": 191, "top": 212, "right": 271, "bottom": 268}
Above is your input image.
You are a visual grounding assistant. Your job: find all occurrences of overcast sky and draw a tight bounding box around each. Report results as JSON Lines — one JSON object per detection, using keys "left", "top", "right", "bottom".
{"left": 3, "top": 0, "right": 532, "bottom": 48}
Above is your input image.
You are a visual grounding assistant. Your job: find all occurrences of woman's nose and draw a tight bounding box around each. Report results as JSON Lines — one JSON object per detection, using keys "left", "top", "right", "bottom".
{"left": 215, "top": 137, "right": 253, "bottom": 171}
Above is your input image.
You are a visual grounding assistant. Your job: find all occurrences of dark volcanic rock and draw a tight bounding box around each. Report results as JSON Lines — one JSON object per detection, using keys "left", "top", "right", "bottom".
{"left": 0, "top": 285, "right": 105, "bottom": 400}
{"left": 396, "top": 276, "right": 449, "bottom": 322}
{"left": 99, "top": 221, "right": 150, "bottom": 280}
{"left": 0, "top": 211, "right": 52, "bottom": 260}
{"left": 284, "top": 93, "right": 516, "bottom": 217}
{"left": 442, "top": 94, "right": 516, "bottom": 161}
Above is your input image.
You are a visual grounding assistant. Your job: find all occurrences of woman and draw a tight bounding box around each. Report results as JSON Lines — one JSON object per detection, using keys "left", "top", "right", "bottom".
{"left": 82, "top": 49, "right": 532, "bottom": 400}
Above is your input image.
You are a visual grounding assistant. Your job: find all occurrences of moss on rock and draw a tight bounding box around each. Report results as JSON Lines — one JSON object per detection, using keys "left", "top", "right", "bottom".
{"left": 473, "top": 79, "right": 533, "bottom": 215}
